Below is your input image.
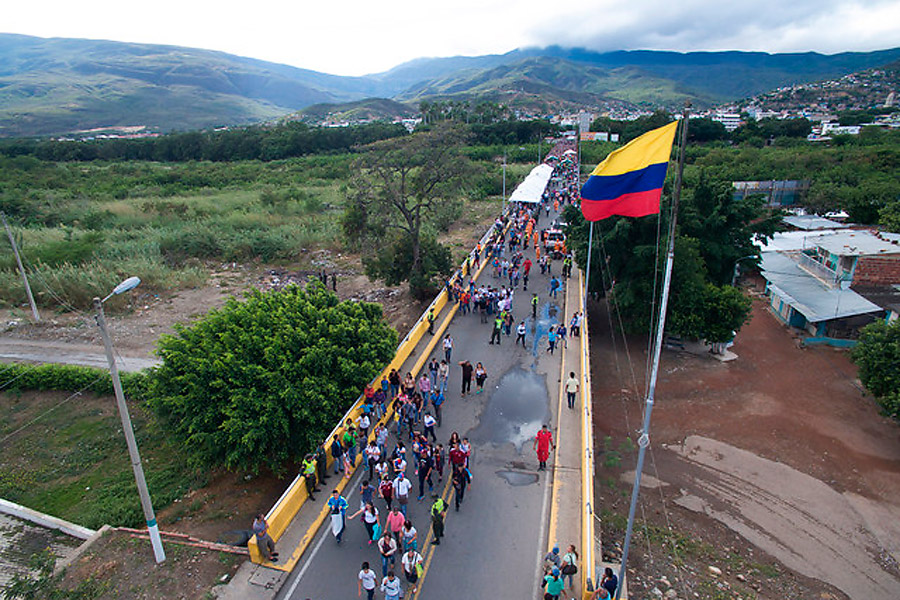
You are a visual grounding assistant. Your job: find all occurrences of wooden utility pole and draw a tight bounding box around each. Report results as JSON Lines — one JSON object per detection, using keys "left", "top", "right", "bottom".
{"left": 1, "top": 212, "right": 40, "bottom": 322}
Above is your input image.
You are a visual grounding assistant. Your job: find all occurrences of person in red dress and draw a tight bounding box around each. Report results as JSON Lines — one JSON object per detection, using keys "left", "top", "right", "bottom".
{"left": 534, "top": 424, "right": 555, "bottom": 471}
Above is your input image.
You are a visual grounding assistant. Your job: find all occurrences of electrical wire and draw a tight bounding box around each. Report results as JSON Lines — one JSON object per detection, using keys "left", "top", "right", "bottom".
{"left": 0, "top": 372, "right": 106, "bottom": 444}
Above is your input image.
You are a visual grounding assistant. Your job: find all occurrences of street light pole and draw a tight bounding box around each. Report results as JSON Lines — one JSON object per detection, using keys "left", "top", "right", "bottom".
{"left": 93, "top": 289, "right": 165, "bottom": 563}
{"left": 502, "top": 152, "right": 507, "bottom": 215}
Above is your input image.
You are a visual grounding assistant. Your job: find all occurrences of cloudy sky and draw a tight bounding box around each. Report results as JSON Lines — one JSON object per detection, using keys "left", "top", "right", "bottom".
{"left": 5, "top": 0, "right": 899, "bottom": 75}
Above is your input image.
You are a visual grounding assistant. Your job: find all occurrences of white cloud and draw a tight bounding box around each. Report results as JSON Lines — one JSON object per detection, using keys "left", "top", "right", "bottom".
{"left": 3, "top": 0, "right": 899, "bottom": 75}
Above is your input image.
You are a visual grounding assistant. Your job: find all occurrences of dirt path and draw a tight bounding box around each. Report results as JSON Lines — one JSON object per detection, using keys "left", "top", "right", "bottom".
{"left": 590, "top": 288, "right": 900, "bottom": 600}
{"left": 669, "top": 436, "right": 900, "bottom": 600}
{"left": 0, "top": 263, "right": 424, "bottom": 371}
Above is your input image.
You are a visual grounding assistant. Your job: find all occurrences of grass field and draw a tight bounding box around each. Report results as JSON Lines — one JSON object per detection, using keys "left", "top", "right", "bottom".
{"left": 0, "top": 389, "right": 200, "bottom": 530}
{"left": 0, "top": 151, "right": 520, "bottom": 313}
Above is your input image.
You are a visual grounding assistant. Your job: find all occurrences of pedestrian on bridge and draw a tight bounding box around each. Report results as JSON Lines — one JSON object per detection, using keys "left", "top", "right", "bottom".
{"left": 430, "top": 391, "right": 444, "bottom": 428}
{"left": 534, "top": 424, "right": 555, "bottom": 471}
{"left": 331, "top": 435, "right": 344, "bottom": 476}
{"left": 393, "top": 472, "right": 412, "bottom": 517}
{"left": 378, "top": 533, "right": 398, "bottom": 577}
{"left": 547, "top": 329, "right": 558, "bottom": 355}
{"left": 475, "top": 362, "right": 488, "bottom": 393}
{"left": 489, "top": 315, "right": 503, "bottom": 345}
{"left": 438, "top": 360, "right": 449, "bottom": 394}
{"left": 516, "top": 321, "right": 527, "bottom": 346}
{"left": 302, "top": 454, "right": 318, "bottom": 501}
{"left": 380, "top": 570, "right": 403, "bottom": 600}
{"left": 252, "top": 514, "right": 278, "bottom": 562}
{"left": 327, "top": 489, "right": 349, "bottom": 544}
{"left": 402, "top": 548, "right": 424, "bottom": 594}
{"left": 459, "top": 360, "right": 473, "bottom": 396}
{"left": 348, "top": 502, "right": 380, "bottom": 545}
{"left": 431, "top": 497, "right": 447, "bottom": 545}
{"left": 565, "top": 372, "right": 579, "bottom": 410}
{"left": 443, "top": 334, "right": 453, "bottom": 361}
{"left": 358, "top": 561, "right": 377, "bottom": 600}
{"left": 452, "top": 464, "right": 472, "bottom": 511}
{"left": 386, "top": 506, "right": 405, "bottom": 545}
{"left": 428, "top": 358, "right": 439, "bottom": 387}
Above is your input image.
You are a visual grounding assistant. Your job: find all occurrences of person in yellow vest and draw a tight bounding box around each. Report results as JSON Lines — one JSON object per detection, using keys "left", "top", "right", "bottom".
{"left": 303, "top": 454, "right": 319, "bottom": 501}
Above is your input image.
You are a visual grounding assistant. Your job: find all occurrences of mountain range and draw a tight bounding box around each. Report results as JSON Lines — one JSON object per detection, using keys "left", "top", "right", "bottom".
{"left": 1, "top": 33, "right": 899, "bottom": 137}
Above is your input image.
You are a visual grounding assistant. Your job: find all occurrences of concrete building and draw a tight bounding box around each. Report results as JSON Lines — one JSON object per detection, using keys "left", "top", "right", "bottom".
{"left": 712, "top": 112, "right": 742, "bottom": 131}
{"left": 758, "top": 229, "right": 900, "bottom": 339}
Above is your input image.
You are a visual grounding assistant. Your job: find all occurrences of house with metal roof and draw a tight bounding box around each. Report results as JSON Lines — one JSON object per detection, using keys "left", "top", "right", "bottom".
{"left": 758, "top": 230, "right": 900, "bottom": 339}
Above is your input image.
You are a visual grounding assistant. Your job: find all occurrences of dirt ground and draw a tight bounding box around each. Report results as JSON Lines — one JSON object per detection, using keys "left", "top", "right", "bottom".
{"left": 590, "top": 281, "right": 900, "bottom": 600}
{"left": 0, "top": 252, "right": 425, "bottom": 360}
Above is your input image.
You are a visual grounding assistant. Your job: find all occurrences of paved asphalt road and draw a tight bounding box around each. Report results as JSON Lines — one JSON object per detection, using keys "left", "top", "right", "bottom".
{"left": 277, "top": 228, "right": 570, "bottom": 600}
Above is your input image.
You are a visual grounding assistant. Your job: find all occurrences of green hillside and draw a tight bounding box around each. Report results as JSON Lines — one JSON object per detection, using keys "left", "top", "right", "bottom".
{"left": 298, "top": 98, "right": 417, "bottom": 123}
{"left": 1, "top": 33, "right": 899, "bottom": 137}
{"left": 397, "top": 57, "right": 714, "bottom": 110}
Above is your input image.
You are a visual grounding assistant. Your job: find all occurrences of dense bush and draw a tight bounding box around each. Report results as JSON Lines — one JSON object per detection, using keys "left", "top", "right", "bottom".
{"left": 852, "top": 319, "right": 900, "bottom": 421}
{"left": 0, "top": 363, "right": 150, "bottom": 398}
{"left": 148, "top": 285, "right": 398, "bottom": 473}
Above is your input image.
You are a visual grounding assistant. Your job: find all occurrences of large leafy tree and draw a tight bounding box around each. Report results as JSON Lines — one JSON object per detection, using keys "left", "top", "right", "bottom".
{"left": 852, "top": 320, "right": 900, "bottom": 421}
{"left": 148, "top": 285, "right": 398, "bottom": 473}
{"left": 345, "top": 124, "right": 474, "bottom": 298}
{"left": 564, "top": 168, "right": 770, "bottom": 340}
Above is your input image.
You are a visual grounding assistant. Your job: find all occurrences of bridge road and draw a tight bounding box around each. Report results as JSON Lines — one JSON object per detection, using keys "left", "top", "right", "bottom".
{"left": 278, "top": 218, "right": 572, "bottom": 600}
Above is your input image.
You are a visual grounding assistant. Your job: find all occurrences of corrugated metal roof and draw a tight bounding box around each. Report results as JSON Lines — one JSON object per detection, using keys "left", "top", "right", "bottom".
{"left": 812, "top": 230, "right": 900, "bottom": 256}
{"left": 783, "top": 215, "right": 844, "bottom": 230}
{"left": 761, "top": 253, "right": 882, "bottom": 323}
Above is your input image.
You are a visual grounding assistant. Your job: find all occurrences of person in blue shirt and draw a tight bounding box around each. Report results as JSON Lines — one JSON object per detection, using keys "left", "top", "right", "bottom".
{"left": 327, "top": 489, "right": 350, "bottom": 544}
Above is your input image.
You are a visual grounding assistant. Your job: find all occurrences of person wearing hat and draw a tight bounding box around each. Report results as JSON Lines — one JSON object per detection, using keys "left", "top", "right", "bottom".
{"left": 543, "top": 546, "right": 561, "bottom": 573}
{"left": 542, "top": 567, "right": 567, "bottom": 599}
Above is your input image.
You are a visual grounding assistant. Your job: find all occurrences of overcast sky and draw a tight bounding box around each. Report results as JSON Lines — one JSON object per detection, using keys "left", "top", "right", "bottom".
{"left": 5, "top": 0, "right": 899, "bottom": 76}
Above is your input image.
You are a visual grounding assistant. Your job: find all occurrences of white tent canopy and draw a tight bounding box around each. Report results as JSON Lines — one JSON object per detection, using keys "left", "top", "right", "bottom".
{"left": 508, "top": 163, "right": 553, "bottom": 204}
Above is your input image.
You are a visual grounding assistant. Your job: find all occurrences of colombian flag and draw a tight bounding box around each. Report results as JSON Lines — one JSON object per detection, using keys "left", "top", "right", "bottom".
{"left": 580, "top": 121, "right": 678, "bottom": 221}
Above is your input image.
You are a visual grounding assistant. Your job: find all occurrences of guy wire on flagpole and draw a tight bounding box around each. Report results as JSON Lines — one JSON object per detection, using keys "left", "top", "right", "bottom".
{"left": 614, "top": 103, "right": 690, "bottom": 600}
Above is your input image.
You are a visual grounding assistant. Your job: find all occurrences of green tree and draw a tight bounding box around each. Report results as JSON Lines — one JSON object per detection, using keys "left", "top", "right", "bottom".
{"left": 687, "top": 118, "right": 728, "bottom": 143}
{"left": 699, "top": 283, "right": 753, "bottom": 343}
{"left": 851, "top": 319, "right": 900, "bottom": 420}
{"left": 148, "top": 285, "right": 398, "bottom": 473}
{"left": 879, "top": 201, "right": 900, "bottom": 233}
{"left": 346, "top": 124, "right": 474, "bottom": 298}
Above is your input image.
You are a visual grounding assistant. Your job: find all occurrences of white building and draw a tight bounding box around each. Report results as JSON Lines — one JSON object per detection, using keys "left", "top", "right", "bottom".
{"left": 712, "top": 112, "right": 742, "bottom": 131}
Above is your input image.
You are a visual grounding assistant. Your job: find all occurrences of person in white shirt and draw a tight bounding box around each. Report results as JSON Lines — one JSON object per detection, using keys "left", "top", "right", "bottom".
{"left": 401, "top": 548, "right": 424, "bottom": 594}
{"left": 358, "top": 561, "right": 378, "bottom": 600}
{"left": 516, "top": 321, "right": 527, "bottom": 346}
{"left": 442, "top": 335, "right": 453, "bottom": 361}
{"left": 393, "top": 473, "right": 412, "bottom": 517}
{"left": 565, "top": 371, "right": 579, "bottom": 409}
{"left": 380, "top": 571, "right": 402, "bottom": 600}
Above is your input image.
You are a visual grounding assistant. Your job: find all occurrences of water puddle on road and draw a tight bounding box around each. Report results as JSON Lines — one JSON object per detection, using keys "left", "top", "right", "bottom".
{"left": 468, "top": 367, "right": 551, "bottom": 453}
{"left": 496, "top": 470, "right": 539, "bottom": 486}
{"left": 529, "top": 301, "right": 560, "bottom": 357}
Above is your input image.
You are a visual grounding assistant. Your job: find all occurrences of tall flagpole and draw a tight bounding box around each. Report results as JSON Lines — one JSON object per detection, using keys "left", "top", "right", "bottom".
{"left": 615, "top": 105, "right": 690, "bottom": 600}
{"left": 584, "top": 222, "right": 594, "bottom": 307}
